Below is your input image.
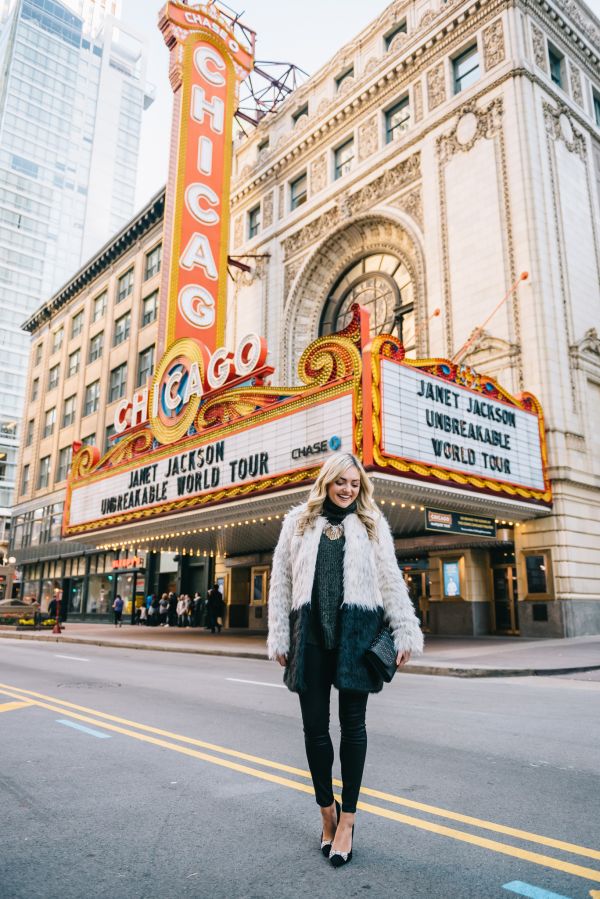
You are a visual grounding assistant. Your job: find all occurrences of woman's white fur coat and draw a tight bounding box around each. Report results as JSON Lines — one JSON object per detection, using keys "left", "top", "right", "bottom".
{"left": 267, "top": 504, "right": 424, "bottom": 693}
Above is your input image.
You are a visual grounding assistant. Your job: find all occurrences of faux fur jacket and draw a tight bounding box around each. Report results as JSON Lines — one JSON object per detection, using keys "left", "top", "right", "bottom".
{"left": 267, "top": 504, "right": 424, "bottom": 693}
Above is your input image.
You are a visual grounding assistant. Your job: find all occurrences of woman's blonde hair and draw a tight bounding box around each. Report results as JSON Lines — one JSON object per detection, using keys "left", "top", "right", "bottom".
{"left": 297, "top": 452, "right": 380, "bottom": 541}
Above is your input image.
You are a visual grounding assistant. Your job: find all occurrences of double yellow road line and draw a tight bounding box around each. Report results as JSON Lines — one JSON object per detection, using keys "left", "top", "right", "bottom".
{"left": 1, "top": 681, "right": 599, "bottom": 885}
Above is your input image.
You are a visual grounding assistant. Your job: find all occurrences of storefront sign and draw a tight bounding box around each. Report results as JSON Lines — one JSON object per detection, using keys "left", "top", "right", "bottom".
{"left": 112, "top": 556, "right": 146, "bottom": 570}
{"left": 424, "top": 508, "right": 496, "bottom": 538}
{"left": 380, "top": 360, "right": 545, "bottom": 493}
{"left": 66, "top": 393, "right": 354, "bottom": 533}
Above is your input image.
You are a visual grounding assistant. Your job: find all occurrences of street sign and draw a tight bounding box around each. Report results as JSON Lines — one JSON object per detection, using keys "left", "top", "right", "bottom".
{"left": 424, "top": 507, "right": 497, "bottom": 538}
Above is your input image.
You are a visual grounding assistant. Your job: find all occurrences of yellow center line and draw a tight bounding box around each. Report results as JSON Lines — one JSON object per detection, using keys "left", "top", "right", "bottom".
{"left": 0, "top": 700, "right": 33, "bottom": 713}
{"left": 1, "top": 682, "right": 599, "bottom": 882}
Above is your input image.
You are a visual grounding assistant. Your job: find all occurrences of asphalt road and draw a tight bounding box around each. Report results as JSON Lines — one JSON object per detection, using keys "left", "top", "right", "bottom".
{"left": 1, "top": 639, "right": 599, "bottom": 899}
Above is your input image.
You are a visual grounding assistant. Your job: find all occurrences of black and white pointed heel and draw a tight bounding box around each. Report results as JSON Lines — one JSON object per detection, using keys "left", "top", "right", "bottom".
{"left": 320, "top": 800, "right": 341, "bottom": 857}
{"left": 330, "top": 822, "right": 354, "bottom": 868}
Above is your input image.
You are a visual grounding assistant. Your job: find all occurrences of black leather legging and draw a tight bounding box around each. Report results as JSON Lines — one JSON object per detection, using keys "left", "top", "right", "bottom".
{"left": 298, "top": 643, "right": 368, "bottom": 814}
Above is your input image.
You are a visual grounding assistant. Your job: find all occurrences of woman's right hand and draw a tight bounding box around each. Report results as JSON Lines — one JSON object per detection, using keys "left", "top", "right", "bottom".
{"left": 275, "top": 654, "right": 287, "bottom": 667}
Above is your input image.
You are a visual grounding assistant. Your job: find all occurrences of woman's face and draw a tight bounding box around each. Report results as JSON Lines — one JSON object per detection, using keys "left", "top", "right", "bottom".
{"left": 326, "top": 465, "right": 361, "bottom": 508}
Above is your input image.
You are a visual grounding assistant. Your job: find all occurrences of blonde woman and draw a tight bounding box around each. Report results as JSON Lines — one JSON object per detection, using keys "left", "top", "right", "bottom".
{"left": 268, "top": 453, "right": 424, "bottom": 867}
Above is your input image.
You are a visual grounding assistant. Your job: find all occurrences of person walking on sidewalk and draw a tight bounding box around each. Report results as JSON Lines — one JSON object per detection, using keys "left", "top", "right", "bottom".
{"left": 267, "top": 452, "right": 423, "bottom": 868}
{"left": 112, "top": 594, "right": 124, "bottom": 628}
{"left": 159, "top": 593, "right": 169, "bottom": 627}
{"left": 207, "top": 584, "right": 224, "bottom": 633}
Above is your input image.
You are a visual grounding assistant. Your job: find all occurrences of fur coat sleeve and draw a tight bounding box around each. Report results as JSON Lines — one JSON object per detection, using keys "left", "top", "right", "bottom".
{"left": 375, "top": 514, "right": 424, "bottom": 655}
{"left": 266, "top": 510, "right": 297, "bottom": 659}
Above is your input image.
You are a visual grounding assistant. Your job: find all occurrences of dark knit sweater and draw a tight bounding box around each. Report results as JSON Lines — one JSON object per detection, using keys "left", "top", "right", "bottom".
{"left": 307, "top": 497, "right": 357, "bottom": 650}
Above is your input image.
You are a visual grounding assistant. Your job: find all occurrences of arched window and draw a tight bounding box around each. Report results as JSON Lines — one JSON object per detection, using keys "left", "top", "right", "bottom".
{"left": 319, "top": 252, "right": 416, "bottom": 353}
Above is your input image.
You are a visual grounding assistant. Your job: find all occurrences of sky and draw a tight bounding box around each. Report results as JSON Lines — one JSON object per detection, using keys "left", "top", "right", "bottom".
{"left": 122, "top": 0, "right": 600, "bottom": 209}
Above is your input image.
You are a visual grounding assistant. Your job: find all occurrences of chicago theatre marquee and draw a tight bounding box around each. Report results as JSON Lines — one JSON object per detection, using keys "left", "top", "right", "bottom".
{"left": 14, "top": 0, "right": 600, "bottom": 637}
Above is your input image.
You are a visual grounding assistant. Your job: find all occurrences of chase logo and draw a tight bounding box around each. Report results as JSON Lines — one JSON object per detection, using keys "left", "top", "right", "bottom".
{"left": 328, "top": 436, "right": 342, "bottom": 451}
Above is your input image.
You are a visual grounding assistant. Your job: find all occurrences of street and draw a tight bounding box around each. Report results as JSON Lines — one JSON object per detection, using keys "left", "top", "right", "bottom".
{"left": 1, "top": 639, "right": 599, "bottom": 899}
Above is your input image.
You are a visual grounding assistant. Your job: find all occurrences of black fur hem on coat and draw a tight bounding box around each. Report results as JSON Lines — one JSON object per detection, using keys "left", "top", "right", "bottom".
{"left": 283, "top": 604, "right": 385, "bottom": 694}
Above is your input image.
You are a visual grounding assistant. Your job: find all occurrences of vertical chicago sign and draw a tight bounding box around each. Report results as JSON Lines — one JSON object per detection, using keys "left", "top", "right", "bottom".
{"left": 159, "top": 2, "right": 254, "bottom": 354}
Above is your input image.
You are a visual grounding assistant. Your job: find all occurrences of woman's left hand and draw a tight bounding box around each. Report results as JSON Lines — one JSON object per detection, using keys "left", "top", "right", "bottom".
{"left": 396, "top": 650, "right": 411, "bottom": 668}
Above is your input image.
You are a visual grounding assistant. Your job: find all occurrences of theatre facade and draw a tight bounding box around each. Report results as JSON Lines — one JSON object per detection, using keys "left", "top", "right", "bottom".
{"left": 11, "top": 0, "right": 600, "bottom": 638}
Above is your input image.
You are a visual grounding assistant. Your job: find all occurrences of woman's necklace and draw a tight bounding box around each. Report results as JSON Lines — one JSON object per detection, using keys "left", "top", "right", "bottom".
{"left": 323, "top": 521, "right": 344, "bottom": 541}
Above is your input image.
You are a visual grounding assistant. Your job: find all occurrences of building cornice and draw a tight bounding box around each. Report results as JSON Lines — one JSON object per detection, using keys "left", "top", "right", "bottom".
{"left": 23, "top": 189, "right": 166, "bottom": 335}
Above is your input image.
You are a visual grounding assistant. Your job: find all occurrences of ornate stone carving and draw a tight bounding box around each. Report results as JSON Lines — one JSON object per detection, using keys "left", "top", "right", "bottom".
{"left": 364, "top": 56, "right": 381, "bottom": 75}
{"left": 413, "top": 79, "right": 423, "bottom": 123}
{"left": 233, "top": 215, "right": 243, "bottom": 249}
{"left": 263, "top": 191, "right": 274, "bottom": 229}
{"left": 317, "top": 97, "right": 331, "bottom": 116}
{"left": 284, "top": 256, "right": 306, "bottom": 298}
{"left": 427, "top": 62, "right": 446, "bottom": 112}
{"left": 358, "top": 116, "right": 378, "bottom": 163}
{"left": 482, "top": 19, "right": 505, "bottom": 71}
{"left": 437, "top": 98, "right": 503, "bottom": 165}
{"left": 278, "top": 184, "right": 284, "bottom": 220}
{"left": 393, "top": 186, "right": 423, "bottom": 230}
{"left": 543, "top": 102, "right": 586, "bottom": 159}
{"left": 338, "top": 75, "right": 356, "bottom": 96}
{"left": 569, "top": 63, "right": 583, "bottom": 107}
{"left": 419, "top": 9, "right": 436, "bottom": 29}
{"left": 571, "top": 328, "right": 600, "bottom": 364}
{"left": 292, "top": 113, "right": 309, "bottom": 131}
{"left": 553, "top": 0, "right": 600, "bottom": 53}
{"left": 388, "top": 31, "right": 408, "bottom": 54}
{"left": 531, "top": 24, "right": 547, "bottom": 73}
{"left": 310, "top": 153, "right": 327, "bottom": 195}
{"left": 283, "top": 152, "right": 421, "bottom": 258}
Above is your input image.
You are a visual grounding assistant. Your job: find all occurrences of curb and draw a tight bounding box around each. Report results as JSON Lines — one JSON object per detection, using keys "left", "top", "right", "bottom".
{"left": 2, "top": 631, "right": 599, "bottom": 678}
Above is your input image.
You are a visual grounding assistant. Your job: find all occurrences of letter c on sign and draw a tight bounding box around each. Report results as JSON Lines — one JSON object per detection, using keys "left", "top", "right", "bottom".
{"left": 185, "top": 183, "right": 219, "bottom": 226}
{"left": 178, "top": 284, "right": 216, "bottom": 329}
{"left": 194, "top": 46, "right": 226, "bottom": 86}
{"left": 114, "top": 399, "right": 131, "bottom": 434}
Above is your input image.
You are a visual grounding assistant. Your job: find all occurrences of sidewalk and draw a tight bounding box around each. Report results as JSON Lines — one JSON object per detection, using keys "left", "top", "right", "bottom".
{"left": 1, "top": 622, "right": 599, "bottom": 677}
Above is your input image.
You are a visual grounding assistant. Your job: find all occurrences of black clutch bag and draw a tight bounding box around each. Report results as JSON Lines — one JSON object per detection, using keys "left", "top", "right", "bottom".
{"left": 364, "top": 627, "right": 397, "bottom": 683}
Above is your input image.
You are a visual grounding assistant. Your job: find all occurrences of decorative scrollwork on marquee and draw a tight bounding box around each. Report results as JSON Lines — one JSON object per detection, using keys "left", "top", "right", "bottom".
{"left": 71, "top": 444, "right": 101, "bottom": 481}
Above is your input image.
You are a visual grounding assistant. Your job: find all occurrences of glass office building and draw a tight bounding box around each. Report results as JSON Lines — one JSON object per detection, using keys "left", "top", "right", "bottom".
{"left": 0, "top": 0, "right": 152, "bottom": 555}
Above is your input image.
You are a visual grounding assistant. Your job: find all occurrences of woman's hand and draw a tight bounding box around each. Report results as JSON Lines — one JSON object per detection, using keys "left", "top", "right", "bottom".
{"left": 276, "top": 654, "right": 288, "bottom": 667}
{"left": 396, "top": 650, "right": 411, "bottom": 668}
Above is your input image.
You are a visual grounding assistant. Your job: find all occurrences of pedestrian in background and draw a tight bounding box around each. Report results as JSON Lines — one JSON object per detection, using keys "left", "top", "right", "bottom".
{"left": 268, "top": 452, "right": 423, "bottom": 867}
{"left": 177, "top": 594, "right": 186, "bottom": 627}
{"left": 112, "top": 594, "right": 124, "bottom": 628}
{"left": 159, "top": 593, "right": 169, "bottom": 627}
{"left": 207, "top": 583, "right": 224, "bottom": 633}
{"left": 139, "top": 604, "right": 148, "bottom": 626}
{"left": 168, "top": 591, "right": 178, "bottom": 628}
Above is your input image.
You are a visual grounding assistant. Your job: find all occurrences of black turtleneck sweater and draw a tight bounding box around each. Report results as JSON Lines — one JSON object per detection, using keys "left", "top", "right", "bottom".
{"left": 307, "top": 496, "right": 357, "bottom": 650}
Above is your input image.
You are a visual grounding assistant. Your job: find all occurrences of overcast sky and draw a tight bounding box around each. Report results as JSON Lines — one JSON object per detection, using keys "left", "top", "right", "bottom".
{"left": 122, "top": 0, "right": 600, "bottom": 209}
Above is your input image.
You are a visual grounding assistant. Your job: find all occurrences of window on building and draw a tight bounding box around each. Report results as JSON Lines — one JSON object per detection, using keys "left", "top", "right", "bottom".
{"left": 34, "top": 343, "right": 43, "bottom": 366}
{"left": 257, "top": 137, "right": 269, "bottom": 156}
{"left": 248, "top": 205, "right": 261, "bottom": 239}
{"left": 594, "top": 90, "right": 600, "bottom": 127}
{"left": 93, "top": 291, "right": 107, "bottom": 322}
{"left": 136, "top": 345, "right": 155, "bottom": 388}
{"left": 81, "top": 433, "right": 96, "bottom": 446}
{"left": 290, "top": 172, "right": 308, "bottom": 210}
{"left": 62, "top": 395, "right": 76, "bottom": 428}
{"left": 83, "top": 381, "right": 100, "bottom": 417}
{"left": 117, "top": 268, "right": 134, "bottom": 303}
{"left": 56, "top": 446, "right": 72, "bottom": 482}
{"left": 142, "top": 290, "right": 158, "bottom": 327}
{"left": 292, "top": 102, "right": 308, "bottom": 126}
{"left": 385, "top": 97, "right": 410, "bottom": 143}
{"left": 67, "top": 349, "right": 80, "bottom": 378}
{"left": 21, "top": 463, "right": 30, "bottom": 495}
{"left": 335, "top": 66, "right": 354, "bottom": 92}
{"left": 89, "top": 331, "right": 103, "bottom": 363}
{"left": 48, "top": 365, "right": 59, "bottom": 391}
{"left": 548, "top": 44, "right": 564, "bottom": 87}
{"left": 144, "top": 244, "right": 162, "bottom": 280}
{"left": 25, "top": 419, "right": 34, "bottom": 447}
{"left": 385, "top": 21, "right": 407, "bottom": 51}
{"left": 113, "top": 311, "right": 131, "bottom": 347}
{"left": 37, "top": 456, "right": 50, "bottom": 490}
{"left": 334, "top": 138, "right": 355, "bottom": 180}
{"left": 105, "top": 424, "right": 117, "bottom": 453}
{"left": 108, "top": 363, "right": 127, "bottom": 403}
{"left": 52, "top": 328, "right": 63, "bottom": 354}
{"left": 453, "top": 45, "right": 480, "bottom": 94}
{"left": 71, "top": 310, "right": 84, "bottom": 338}
{"left": 43, "top": 407, "right": 56, "bottom": 439}
{"left": 319, "top": 252, "right": 416, "bottom": 354}
{"left": 525, "top": 554, "right": 549, "bottom": 594}
{"left": 31, "top": 378, "right": 39, "bottom": 401}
